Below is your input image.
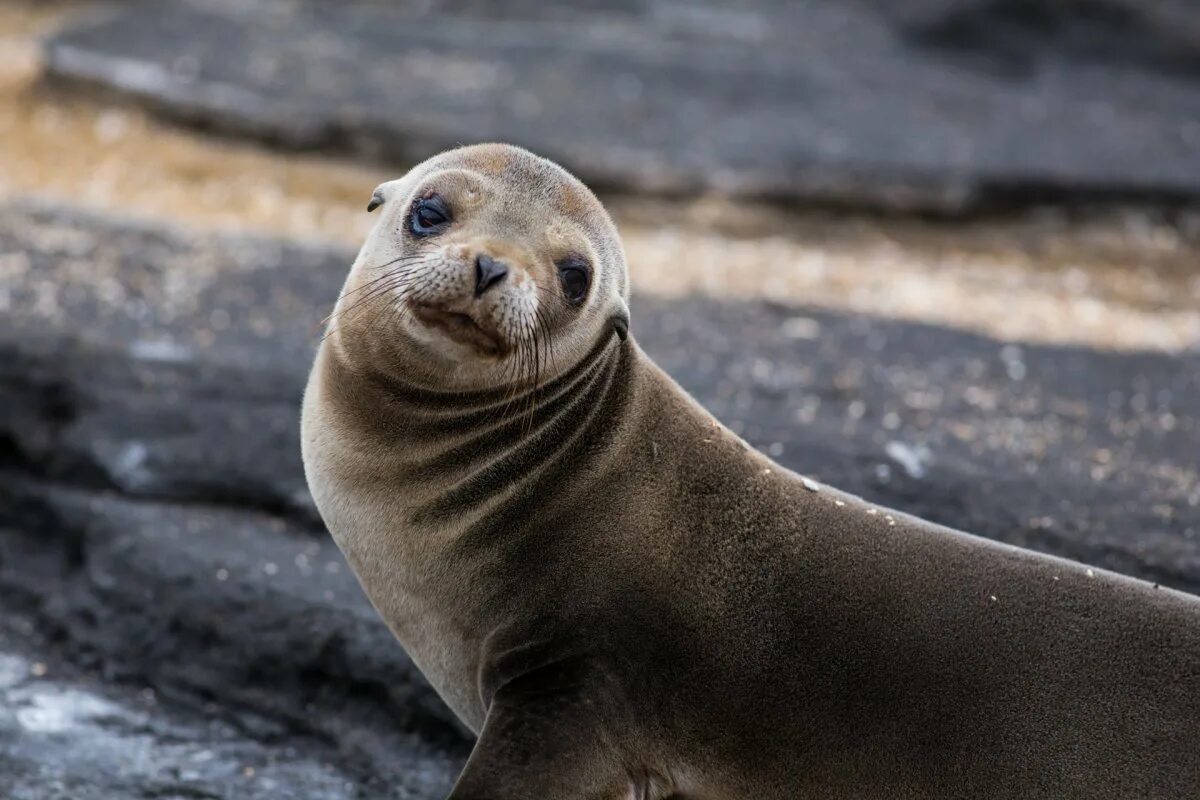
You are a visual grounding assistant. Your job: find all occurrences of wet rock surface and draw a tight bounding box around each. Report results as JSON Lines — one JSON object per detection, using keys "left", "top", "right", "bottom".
{"left": 43, "top": 0, "right": 1200, "bottom": 212}
{"left": 1, "top": 202, "right": 1198, "bottom": 793}
{"left": 0, "top": 623, "right": 376, "bottom": 800}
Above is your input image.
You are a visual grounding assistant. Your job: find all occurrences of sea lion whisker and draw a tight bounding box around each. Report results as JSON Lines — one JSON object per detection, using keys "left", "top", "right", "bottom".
{"left": 362, "top": 252, "right": 427, "bottom": 273}
{"left": 534, "top": 306, "right": 557, "bottom": 382}
{"left": 320, "top": 277, "right": 413, "bottom": 340}
{"left": 321, "top": 263, "right": 429, "bottom": 329}
{"left": 519, "top": 319, "right": 541, "bottom": 433}
{"left": 319, "top": 272, "right": 404, "bottom": 328}
{"left": 325, "top": 267, "right": 434, "bottom": 343}
{"left": 330, "top": 261, "right": 427, "bottom": 306}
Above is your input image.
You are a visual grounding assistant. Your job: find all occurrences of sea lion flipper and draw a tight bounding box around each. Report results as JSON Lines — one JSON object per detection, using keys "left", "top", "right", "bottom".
{"left": 448, "top": 679, "right": 648, "bottom": 799}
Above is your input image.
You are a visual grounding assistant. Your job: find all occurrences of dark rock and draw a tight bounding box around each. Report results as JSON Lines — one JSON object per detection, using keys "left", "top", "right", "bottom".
{"left": 42, "top": 0, "right": 1200, "bottom": 212}
{"left": 0, "top": 202, "right": 1197, "bottom": 792}
{"left": 0, "top": 477, "right": 468, "bottom": 798}
{"left": 0, "top": 612, "right": 383, "bottom": 800}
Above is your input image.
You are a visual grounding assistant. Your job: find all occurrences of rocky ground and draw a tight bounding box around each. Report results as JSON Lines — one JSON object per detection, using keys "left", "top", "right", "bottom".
{"left": 1, "top": 203, "right": 1197, "bottom": 796}
{"left": 1, "top": 1, "right": 1199, "bottom": 797}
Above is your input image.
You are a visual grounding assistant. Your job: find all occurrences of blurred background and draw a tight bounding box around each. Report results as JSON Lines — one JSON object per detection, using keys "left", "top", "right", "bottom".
{"left": 1, "top": 1, "right": 1197, "bottom": 797}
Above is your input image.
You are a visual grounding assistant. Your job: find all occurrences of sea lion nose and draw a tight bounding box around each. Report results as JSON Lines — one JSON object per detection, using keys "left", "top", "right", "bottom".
{"left": 474, "top": 254, "right": 509, "bottom": 297}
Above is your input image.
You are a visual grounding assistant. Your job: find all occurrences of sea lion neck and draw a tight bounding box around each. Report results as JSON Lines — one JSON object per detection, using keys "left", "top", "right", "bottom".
{"left": 322, "top": 330, "right": 639, "bottom": 530}
{"left": 357, "top": 329, "right": 625, "bottom": 427}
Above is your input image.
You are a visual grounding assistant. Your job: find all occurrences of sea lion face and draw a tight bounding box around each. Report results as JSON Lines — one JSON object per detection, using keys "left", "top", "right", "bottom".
{"left": 335, "top": 144, "right": 630, "bottom": 391}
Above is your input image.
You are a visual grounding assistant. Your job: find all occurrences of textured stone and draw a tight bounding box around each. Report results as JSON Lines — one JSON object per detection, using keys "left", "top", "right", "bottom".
{"left": 42, "top": 0, "right": 1200, "bottom": 212}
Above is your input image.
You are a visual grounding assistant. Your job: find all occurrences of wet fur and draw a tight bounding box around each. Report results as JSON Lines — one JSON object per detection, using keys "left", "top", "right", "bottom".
{"left": 303, "top": 145, "right": 1200, "bottom": 799}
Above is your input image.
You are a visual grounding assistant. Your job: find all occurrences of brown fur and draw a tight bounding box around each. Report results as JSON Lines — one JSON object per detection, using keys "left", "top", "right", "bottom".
{"left": 302, "top": 144, "right": 1200, "bottom": 799}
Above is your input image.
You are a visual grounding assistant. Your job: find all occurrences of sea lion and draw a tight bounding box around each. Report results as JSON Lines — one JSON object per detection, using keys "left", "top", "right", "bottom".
{"left": 301, "top": 143, "right": 1200, "bottom": 799}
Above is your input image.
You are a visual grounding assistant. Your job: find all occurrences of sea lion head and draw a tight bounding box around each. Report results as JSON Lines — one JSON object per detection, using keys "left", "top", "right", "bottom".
{"left": 331, "top": 143, "right": 630, "bottom": 391}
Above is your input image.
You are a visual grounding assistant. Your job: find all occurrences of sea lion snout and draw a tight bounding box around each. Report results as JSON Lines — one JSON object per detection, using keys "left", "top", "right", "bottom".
{"left": 399, "top": 239, "right": 539, "bottom": 360}
{"left": 474, "top": 253, "right": 509, "bottom": 297}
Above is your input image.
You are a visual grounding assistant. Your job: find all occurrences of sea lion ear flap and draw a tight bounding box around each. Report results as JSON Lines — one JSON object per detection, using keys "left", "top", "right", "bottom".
{"left": 366, "top": 187, "right": 386, "bottom": 213}
{"left": 612, "top": 299, "right": 630, "bottom": 341}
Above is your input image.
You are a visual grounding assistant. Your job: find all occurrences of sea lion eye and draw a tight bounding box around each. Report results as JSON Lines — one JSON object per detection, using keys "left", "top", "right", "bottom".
{"left": 557, "top": 257, "right": 591, "bottom": 305}
{"left": 410, "top": 195, "right": 452, "bottom": 236}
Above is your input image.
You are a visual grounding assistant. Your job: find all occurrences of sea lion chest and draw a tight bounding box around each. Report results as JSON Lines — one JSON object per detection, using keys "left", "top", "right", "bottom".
{"left": 301, "top": 389, "right": 490, "bottom": 729}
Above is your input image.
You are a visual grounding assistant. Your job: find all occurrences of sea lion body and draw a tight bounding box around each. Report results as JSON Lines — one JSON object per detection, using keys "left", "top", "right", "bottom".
{"left": 302, "top": 144, "right": 1200, "bottom": 799}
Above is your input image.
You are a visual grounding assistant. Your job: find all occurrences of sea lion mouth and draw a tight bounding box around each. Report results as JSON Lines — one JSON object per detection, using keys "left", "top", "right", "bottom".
{"left": 413, "top": 302, "right": 506, "bottom": 357}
